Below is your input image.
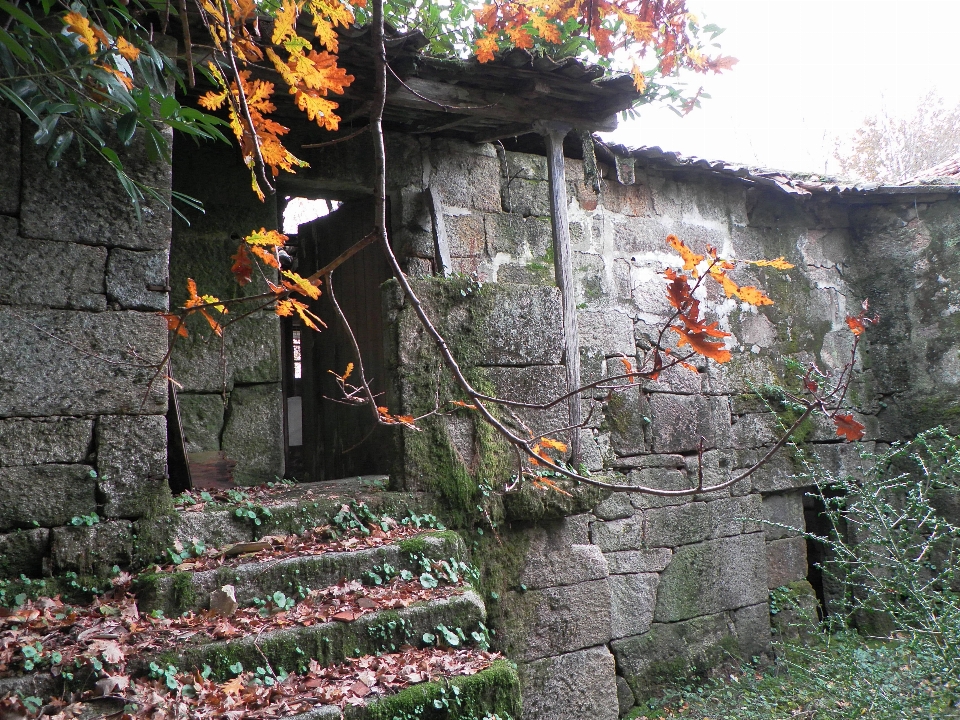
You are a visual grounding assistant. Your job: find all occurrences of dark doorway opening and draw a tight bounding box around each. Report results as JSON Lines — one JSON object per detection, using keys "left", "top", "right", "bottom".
{"left": 282, "top": 198, "right": 394, "bottom": 481}
{"left": 804, "top": 489, "right": 845, "bottom": 619}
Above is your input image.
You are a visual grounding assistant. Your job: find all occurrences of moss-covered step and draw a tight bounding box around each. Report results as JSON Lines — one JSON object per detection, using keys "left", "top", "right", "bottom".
{"left": 132, "top": 478, "right": 441, "bottom": 568}
{"left": 136, "top": 531, "right": 466, "bottom": 616}
{"left": 283, "top": 660, "right": 521, "bottom": 720}
{"left": 131, "top": 590, "right": 487, "bottom": 682}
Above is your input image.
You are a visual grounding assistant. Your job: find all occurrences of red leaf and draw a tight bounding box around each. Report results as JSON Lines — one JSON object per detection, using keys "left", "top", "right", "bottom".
{"left": 846, "top": 315, "right": 865, "bottom": 336}
{"left": 230, "top": 243, "right": 253, "bottom": 286}
{"left": 649, "top": 351, "right": 662, "bottom": 381}
{"left": 804, "top": 379, "right": 818, "bottom": 393}
{"left": 834, "top": 413, "right": 865, "bottom": 441}
{"left": 333, "top": 610, "right": 358, "bottom": 622}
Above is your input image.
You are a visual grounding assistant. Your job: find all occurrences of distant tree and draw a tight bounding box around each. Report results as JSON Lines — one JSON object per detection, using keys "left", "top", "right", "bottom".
{"left": 835, "top": 91, "right": 960, "bottom": 183}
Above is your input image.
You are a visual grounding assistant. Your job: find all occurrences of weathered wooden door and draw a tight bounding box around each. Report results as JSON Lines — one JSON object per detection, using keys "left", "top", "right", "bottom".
{"left": 298, "top": 199, "right": 392, "bottom": 481}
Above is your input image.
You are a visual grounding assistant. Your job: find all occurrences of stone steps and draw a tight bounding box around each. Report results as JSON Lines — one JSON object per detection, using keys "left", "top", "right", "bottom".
{"left": 281, "top": 660, "right": 521, "bottom": 720}
{"left": 134, "top": 590, "right": 488, "bottom": 681}
{"left": 159, "top": 477, "right": 439, "bottom": 558}
{"left": 1, "top": 480, "right": 520, "bottom": 719}
{"left": 135, "top": 529, "right": 465, "bottom": 616}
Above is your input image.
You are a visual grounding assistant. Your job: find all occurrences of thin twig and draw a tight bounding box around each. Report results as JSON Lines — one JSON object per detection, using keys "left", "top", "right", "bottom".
{"left": 301, "top": 125, "right": 369, "bottom": 149}
{"left": 178, "top": 0, "right": 196, "bottom": 87}
{"left": 326, "top": 273, "right": 381, "bottom": 426}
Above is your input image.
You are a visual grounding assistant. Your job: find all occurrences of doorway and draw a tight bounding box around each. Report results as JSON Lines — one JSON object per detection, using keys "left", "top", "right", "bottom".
{"left": 288, "top": 198, "right": 394, "bottom": 481}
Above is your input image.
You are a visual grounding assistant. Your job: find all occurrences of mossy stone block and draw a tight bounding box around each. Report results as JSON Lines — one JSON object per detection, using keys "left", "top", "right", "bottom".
{"left": 0, "top": 464, "right": 97, "bottom": 531}
{"left": 0, "top": 528, "right": 49, "bottom": 579}
{"left": 653, "top": 532, "right": 767, "bottom": 622}
{"left": 0, "top": 417, "right": 93, "bottom": 467}
{"left": 177, "top": 393, "right": 226, "bottom": 453}
{"left": 519, "top": 645, "right": 617, "bottom": 720}
{"left": 220, "top": 383, "right": 284, "bottom": 485}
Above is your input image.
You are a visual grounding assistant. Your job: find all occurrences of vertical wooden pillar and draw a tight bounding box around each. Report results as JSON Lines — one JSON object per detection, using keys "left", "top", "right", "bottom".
{"left": 536, "top": 120, "right": 582, "bottom": 463}
{"left": 426, "top": 186, "right": 453, "bottom": 277}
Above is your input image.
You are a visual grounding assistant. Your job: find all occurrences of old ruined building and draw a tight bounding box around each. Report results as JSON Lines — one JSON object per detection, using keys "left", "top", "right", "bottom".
{"left": 4, "top": 26, "right": 960, "bottom": 720}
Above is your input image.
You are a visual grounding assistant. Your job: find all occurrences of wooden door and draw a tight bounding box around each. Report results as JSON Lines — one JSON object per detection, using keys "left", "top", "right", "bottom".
{"left": 298, "top": 199, "right": 392, "bottom": 481}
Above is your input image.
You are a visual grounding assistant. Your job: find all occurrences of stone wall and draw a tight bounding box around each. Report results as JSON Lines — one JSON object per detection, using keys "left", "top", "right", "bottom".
{"left": 169, "top": 141, "right": 284, "bottom": 485}
{"left": 0, "top": 108, "right": 172, "bottom": 579}
{"left": 375, "top": 133, "right": 958, "bottom": 718}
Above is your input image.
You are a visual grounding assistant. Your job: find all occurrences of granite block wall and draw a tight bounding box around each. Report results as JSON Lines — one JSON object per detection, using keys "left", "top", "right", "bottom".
{"left": 373, "top": 133, "right": 948, "bottom": 718}
{"left": 0, "top": 108, "right": 173, "bottom": 579}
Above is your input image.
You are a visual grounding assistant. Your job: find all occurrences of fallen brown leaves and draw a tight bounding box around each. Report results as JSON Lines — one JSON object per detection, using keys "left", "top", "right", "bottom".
{"left": 1, "top": 647, "right": 500, "bottom": 719}
{"left": 1, "top": 577, "right": 466, "bottom": 681}
{"left": 156, "top": 519, "right": 430, "bottom": 575}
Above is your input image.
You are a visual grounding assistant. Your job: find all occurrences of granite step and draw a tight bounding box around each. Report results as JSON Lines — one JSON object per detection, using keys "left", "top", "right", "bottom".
{"left": 135, "top": 529, "right": 467, "bottom": 616}
{"left": 162, "top": 476, "right": 439, "bottom": 555}
{"left": 133, "top": 589, "right": 488, "bottom": 681}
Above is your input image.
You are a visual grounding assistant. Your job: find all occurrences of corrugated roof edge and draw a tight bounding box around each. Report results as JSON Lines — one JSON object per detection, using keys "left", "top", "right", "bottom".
{"left": 596, "top": 139, "right": 960, "bottom": 198}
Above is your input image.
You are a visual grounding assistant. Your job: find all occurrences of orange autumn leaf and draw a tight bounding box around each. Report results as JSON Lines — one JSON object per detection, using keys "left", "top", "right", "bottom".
{"left": 746, "top": 256, "right": 794, "bottom": 270}
{"left": 532, "top": 475, "right": 573, "bottom": 497}
{"left": 221, "top": 677, "right": 244, "bottom": 695}
{"left": 230, "top": 243, "right": 253, "bottom": 286}
{"left": 664, "top": 267, "right": 695, "bottom": 311}
{"left": 115, "top": 36, "right": 141, "bottom": 61}
{"left": 667, "top": 234, "right": 704, "bottom": 273}
{"left": 451, "top": 400, "right": 478, "bottom": 410}
{"left": 540, "top": 437, "right": 568, "bottom": 453}
{"left": 530, "top": 15, "right": 561, "bottom": 43}
{"left": 63, "top": 12, "right": 99, "bottom": 55}
{"left": 834, "top": 413, "right": 865, "bottom": 441}
{"left": 277, "top": 297, "right": 324, "bottom": 330}
{"left": 475, "top": 34, "right": 499, "bottom": 63}
{"left": 272, "top": 0, "right": 300, "bottom": 45}
{"left": 649, "top": 351, "right": 663, "bottom": 381}
{"left": 620, "top": 356, "right": 639, "bottom": 383}
{"left": 162, "top": 313, "right": 188, "bottom": 338}
{"left": 709, "top": 266, "right": 741, "bottom": 298}
{"left": 282, "top": 270, "right": 321, "bottom": 300}
{"left": 250, "top": 244, "right": 281, "bottom": 268}
{"left": 377, "top": 406, "right": 417, "bottom": 428}
{"left": 846, "top": 315, "right": 866, "bottom": 336}
{"left": 98, "top": 65, "right": 133, "bottom": 90}
{"left": 671, "top": 325, "right": 732, "bottom": 363}
{"left": 246, "top": 228, "right": 288, "bottom": 247}
{"left": 664, "top": 265, "right": 730, "bottom": 364}
{"left": 736, "top": 285, "right": 774, "bottom": 306}
{"left": 184, "top": 278, "right": 226, "bottom": 336}
{"left": 530, "top": 442, "right": 552, "bottom": 464}
{"left": 506, "top": 26, "right": 534, "bottom": 49}
{"left": 630, "top": 63, "right": 646, "bottom": 92}
{"left": 592, "top": 27, "right": 614, "bottom": 55}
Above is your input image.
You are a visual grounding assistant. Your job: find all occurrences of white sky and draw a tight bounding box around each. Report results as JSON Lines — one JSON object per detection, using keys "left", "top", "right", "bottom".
{"left": 601, "top": 0, "right": 960, "bottom": 174}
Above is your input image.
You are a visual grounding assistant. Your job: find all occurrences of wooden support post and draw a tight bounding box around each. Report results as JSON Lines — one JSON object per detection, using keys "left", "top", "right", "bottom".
{"left": 426, "top": 186, "right": 453, "bottom": 277}
{"left": 536, "top": 120, "right": 582, "bottom": 464}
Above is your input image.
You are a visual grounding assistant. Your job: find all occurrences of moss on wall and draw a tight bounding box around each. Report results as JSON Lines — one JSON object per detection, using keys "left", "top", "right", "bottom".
{"left": 392, "top": 278, "right": 516, "bottom": 529}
